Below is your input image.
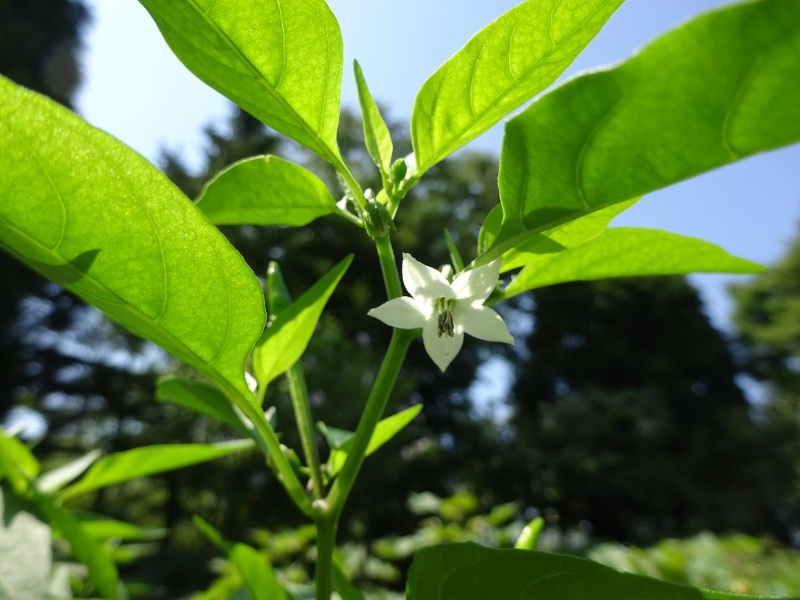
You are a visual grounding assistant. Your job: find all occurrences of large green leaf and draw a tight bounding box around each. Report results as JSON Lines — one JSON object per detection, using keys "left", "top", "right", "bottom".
{"left": 407, "top": 542, "right": 789, "bottom": 600}
{"left": 0, "top": 77, "right": 265, "bottom": 400}
{"left": 491, "top": 0, "right": 800, "bottom": 256}
{"left": 138, "top": 0, "right": 343, "bottom": 164}
{"left": 411, "top": 0, "right": 624, "bottom": 173}
{"left": 195, "top": 156, "right": 338, "bottom": 227}
{"left": 501, "top": 228, "right": 764, "bottom": 299}
{"left": 59, "top": 441, "right": 253, "bottom": 501}
{"left": 194, "top": 516, "right": 286, "bottom": 600}
{"left": 253, "top": 256, "right": 352, "bottom": 392}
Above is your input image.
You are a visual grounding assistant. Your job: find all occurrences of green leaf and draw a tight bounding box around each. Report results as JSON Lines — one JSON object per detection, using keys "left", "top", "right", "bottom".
{"left": 37, "top": 450, "right": 101, "bottom": 494}
{"left": 500, "top": 202, "right": 637, "bottom": 273}
{"left": 0, "top": 76, "right": 265, "bottom": 401}
{"left": 327, "top": 404, "right": 422, "bottom": 478}
{"left": 194, "top": 516, "right": 286, "bottom": 600}
{"left": 59, "top": 440, "right": 253, "bottom": 501}
{"left": 479, "top": 200, "right": 637, "bottom": 272}
{"left": 156, "top": 376, "right": 246, "bottom": 433}
{"left": 317, "top": 423, "right": 354, "bottom": 451}
{"left": 0, "top": 428, "right": 39, "bottom": 493}
{"left": 354, "top": 60, "right": 393, "bottom": 177}
{"left": 138, "top": 0, "right": 343, "bottom": 164}
{"left": 407, "top": 542, "right": 792, "bottom": 600}
{"left": 492, "top": 0, "right": 800, "bottom": 254}
{"left": 254, "top": 256, "right": 352, "bottom": 391}
{"left": 514, "top": 517, "right": 544, "bottom": 551}
{"left": 332, "top": 559, "right": 366, "bottom": 600}
{"left": 195, "top": 156, "right": 338, "bottom": 227}
{"left": 444, "top": 229, "right": 465, "bottom": 273}
{"left": 502, "top": 228, "right": 764, "bottom": 299}
{"left": 77, "top": 516, "right": 167, "bottom": 543}
{"left": 34, "top": 492, "right": 125, "bottom": 600}
{"left": 411, "top": 0, "right": 624, "bottom": 173}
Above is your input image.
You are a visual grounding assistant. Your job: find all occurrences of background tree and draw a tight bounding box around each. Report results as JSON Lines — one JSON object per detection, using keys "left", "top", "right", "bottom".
{"left": 506, "top": 277, "right": 788, "bottom": 543}
{"left": 733, "top": 221, "right": 800, "bottom": 538}
{"left": 0, "top": 0, "right": 90, "bottom": 427}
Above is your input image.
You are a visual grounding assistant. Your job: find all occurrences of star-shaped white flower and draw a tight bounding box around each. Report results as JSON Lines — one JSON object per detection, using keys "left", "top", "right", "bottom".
{"left": 368, "top": 253, "right": 514, "bottom": 371}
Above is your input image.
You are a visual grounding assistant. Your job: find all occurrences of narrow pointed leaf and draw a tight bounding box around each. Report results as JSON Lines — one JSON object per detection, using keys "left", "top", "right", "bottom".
{"left": 138, "top": 0, "right": 343, "bottom": 164}
{"left": 194, "top": 517, "right": 286, "bottom": 600}
{"left": 332, "top": 559, "right": 366, "bottom": 600}
{"left": 502, "top": 228, "right": 764, "bottom": 299}
{"left": 254, "top": 256, "right": 352, "bottom": 390}
{"left": 0, "top": 76, "right": 265, "bottom": 400}
{"left": 407, "top": 542, "right": 788, "bottom": 600}
{"left": 156, "top": 376, "right": 247, "bottom": 433}
{"left": 444, "top": 229, "right": 465, "bottom": 273}
{"left": 327, "top": 404, "right": 422, "bottom": 478}
{"left": 34, "top": 492, "right": 125, "bottom": 600}
{"left": 37, "top": 450, "right": 101, "bottom": 494}
{"left": 411, "top": 0, "right": 624, "bottom": 172}
{"left": 196, "top": 156, "right": 338, "bottom": 227}
{"left": 59, "top": 440, "right": 253, "bottom": 501}
{"left": 492, "top": 0, "right": 800, "bottom": 254}
{"left": 77, "top": 516, "right": 167, "bottom": 542}
{"left": 0, "top": 428, "right": 39, "bottom": 490}
{"left": 354, "top": 60, "right": 393, "bottom": 176}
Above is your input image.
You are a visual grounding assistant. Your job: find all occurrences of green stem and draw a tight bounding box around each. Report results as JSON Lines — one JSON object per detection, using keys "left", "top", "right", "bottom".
{"left": 375, "top": 235, "right": 403, "bottom": 300}
{"left": 225, "top": 384, "right": 312, "bottom": 516}
{"left": 335, "top": 158, "right": 368, "bottom": 209}
{"left": 313, "top": 507, "right": 338, "bottom": 600}
{"left": 286, "top": 363, "right": 325, "bottom": 499}
{"left": 327, "top": 329, "right": 414, "bottom": 512}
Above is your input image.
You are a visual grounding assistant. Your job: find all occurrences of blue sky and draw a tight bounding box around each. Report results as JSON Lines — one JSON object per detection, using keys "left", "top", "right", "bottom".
{"left": 76, "top": 0, "right": 800, "bottom": 329}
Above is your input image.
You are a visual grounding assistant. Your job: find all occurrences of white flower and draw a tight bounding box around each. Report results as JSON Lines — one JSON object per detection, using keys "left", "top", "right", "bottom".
{"left": 368, "top": 253, "right": 514, "bottom": 372}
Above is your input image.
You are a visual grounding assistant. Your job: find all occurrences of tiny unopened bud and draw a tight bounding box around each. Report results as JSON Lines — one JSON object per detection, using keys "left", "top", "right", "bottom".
{"left": 363, "top": 198, "right": 396, "bottom": 239}
{"left": 391, "top": 158, "right": 408, "bottom": 185}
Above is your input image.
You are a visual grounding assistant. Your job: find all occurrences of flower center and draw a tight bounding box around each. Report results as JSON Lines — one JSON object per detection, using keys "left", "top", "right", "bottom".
{"left": 436, "top": 298, "right": 455, "bottom": 337}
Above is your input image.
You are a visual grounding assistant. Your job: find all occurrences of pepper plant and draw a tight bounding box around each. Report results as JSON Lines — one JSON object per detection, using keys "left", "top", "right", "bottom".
{"left": 1, "top": 0, "right": 800, "bottom": 598}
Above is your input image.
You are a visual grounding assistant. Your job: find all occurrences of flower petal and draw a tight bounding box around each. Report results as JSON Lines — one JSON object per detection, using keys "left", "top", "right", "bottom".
{"left": 455, "top": 304, "right": 514, "bottom": 344}
{"left": 402, "top": 253, "right": 455, "bottom": 302}
{"left": 451, "top": 258, "right": 502, "bottom": 303}
{"left": 368, "top": 297, "right": 429, "bottom": 329}
{"left": 422, "top": 319, "right": 464, "bottom": 372}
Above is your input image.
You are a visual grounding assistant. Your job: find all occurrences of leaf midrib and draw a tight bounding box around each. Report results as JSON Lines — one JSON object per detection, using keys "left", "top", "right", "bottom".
{"left": 177, "top": 0, "right": 339, "bottom": 162}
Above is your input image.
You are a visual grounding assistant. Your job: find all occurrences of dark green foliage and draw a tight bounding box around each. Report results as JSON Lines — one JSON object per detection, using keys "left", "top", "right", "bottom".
{"left": 733, "top": 222, "right": 800, "bottom": 533}
{"left": 0, "top": 0, "right": 88, "bottom": 107}
{"left": 508, "top": 278, "right": 787, "bottom": 542}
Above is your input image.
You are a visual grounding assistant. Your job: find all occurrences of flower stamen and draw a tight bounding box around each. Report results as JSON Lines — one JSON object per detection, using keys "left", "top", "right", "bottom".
{"left": 436, "top": 298, "right": 455, "bottom": 337}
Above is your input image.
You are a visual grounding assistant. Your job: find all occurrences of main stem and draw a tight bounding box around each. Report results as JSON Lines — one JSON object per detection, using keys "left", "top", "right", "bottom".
{"left": 314, "top": 508, "right": 338, "bottom": 600}
{"left": 327, "top": 328, "right": 414, "bottom": 512}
